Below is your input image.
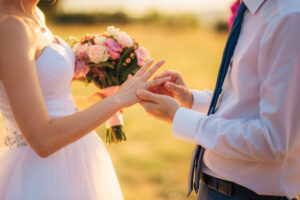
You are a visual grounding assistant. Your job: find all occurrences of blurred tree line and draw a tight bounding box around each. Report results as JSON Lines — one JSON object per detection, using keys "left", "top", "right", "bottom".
{"left": 38, "top": 0, "right": 228, "bottom": 31}
{"left": 38, "top": 0, "right": 60, "bottom": 16}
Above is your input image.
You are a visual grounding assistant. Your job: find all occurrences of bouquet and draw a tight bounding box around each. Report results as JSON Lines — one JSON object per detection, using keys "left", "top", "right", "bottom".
{"left": 67, "top": 26, "right": 151, "bottom": 144}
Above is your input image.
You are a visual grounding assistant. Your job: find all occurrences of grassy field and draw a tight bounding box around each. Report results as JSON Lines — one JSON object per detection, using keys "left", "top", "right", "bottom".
{"left": 49, "top": 23, "right": 228, "bottom": 200}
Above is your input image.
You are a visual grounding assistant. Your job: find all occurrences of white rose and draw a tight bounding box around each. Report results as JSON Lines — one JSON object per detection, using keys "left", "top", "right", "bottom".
{"left": 73, "top": 42, "right": 81, "bottom": 55}
{"left": 94, "top": 36, "right": 107, "bottom": 45}
{"left": 106, "top": 26, "right": 120, "bottom": 37}
{"left": 115, "top": 32, "right": 134, "bottom": 48}
{"left": 87, "top": 45, "right": 109, "bottom": 63}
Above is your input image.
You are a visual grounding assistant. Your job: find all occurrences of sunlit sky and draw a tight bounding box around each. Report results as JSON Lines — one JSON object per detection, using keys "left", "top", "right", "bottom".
{"left": 60, "top": 0, "right": 232, "bottom": 14}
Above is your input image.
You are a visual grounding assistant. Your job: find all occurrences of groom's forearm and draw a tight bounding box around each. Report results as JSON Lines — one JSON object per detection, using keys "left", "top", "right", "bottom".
{"left": 171, "top": 108, "right": 283, "bottom": 163}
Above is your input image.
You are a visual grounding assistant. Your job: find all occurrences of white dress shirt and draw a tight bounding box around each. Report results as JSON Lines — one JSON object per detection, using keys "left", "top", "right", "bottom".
{"left": 172, "top": 0, "right": 300, "bottom": 198}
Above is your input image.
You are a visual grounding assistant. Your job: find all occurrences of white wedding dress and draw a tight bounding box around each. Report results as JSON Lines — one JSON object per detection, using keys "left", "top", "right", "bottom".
{"left": 0, "top": 33, "right": 124, "bottom": 200}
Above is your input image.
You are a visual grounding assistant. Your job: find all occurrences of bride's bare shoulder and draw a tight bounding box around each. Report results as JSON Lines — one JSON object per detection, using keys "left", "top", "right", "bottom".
{"left": 0, "top": 15, "right": 27, "bottom": 34}
{"left": 0, "top": 16, "right": 31, "bottom": 79}
{"left": 0, "top": 15, "right": 32, "bottom": 43}
{"left": 0, "top": 15, "right": 27, "bottom": 31}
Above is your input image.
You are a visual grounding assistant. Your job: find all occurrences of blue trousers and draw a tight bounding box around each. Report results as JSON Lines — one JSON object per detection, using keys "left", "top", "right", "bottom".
{"left": 197, "top": 182, "right": 297, "bottom": 200}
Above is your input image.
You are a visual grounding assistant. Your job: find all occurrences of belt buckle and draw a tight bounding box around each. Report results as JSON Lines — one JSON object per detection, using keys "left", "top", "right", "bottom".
{"left": 217, "top": 179, "right": 233, "bottom": 197}
{"left": 201, "top": 173, "right": 233, "bottom": 197}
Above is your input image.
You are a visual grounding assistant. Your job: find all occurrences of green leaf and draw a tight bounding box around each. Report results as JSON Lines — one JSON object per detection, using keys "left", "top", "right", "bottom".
{"left": 64, "top": 36, "right": 79, "bottom": 47}
{"left": 86, "top": 74, "right": 93, "bottom": 82}
{"left": 88, "top": 63, "right": 96, "bottom": 67}
{"left": 120, "top": 63, "right": 140, "bottom": 84}
{"left": 89, "top": 62, "right": 115, "bottom": 69}
{"left": 97, "top": 62, "right": 115, "bottom": 69}
{"left": 106, "top": 75, "right": 115, "bottom": 86}
{"left": 117, "top": 47, "right": 134, "bottom": 73}
{"left": 120, "top": 57, "right": 138, "bottom": 74}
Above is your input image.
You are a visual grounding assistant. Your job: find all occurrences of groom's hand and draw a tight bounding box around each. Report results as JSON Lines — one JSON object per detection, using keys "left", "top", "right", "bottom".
{"left": 137, "top": 90, "right": 180, "bottom": 123}
{"left": 151, "top": 70, "right": 194, "bottom": 109}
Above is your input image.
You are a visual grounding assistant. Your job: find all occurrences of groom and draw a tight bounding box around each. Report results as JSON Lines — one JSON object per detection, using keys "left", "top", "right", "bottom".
{"left": 137, "top": 0, "right": 300, "bottom": 200}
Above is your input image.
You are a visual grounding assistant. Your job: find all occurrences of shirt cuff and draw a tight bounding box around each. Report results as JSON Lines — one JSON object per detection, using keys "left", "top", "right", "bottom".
{"left": 172, "top": 107, "right": 207, "bottom": 143}
{"left": 191, "top": 89, "right": 213, "bottom": 113}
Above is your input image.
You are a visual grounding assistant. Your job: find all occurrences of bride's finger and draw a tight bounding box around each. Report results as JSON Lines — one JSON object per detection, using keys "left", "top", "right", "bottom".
{"left": 128, "top": 74, "right": 133, "bottom": 80}
{"left": 142, "top": 59, "right": 165, "bottom": 81}
{"left": 135, "top": 59, "right": 153, "bottom": 77}
{"left": 153, "top": 70, "right": 178, "bottom": 80}
{"left": 146, "top": 76, "right": 171, "bottom": 89}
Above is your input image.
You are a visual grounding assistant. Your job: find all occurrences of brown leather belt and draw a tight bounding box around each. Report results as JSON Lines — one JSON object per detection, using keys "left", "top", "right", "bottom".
{"left": 201, "top": 173, "right": 293, "bottom": 200}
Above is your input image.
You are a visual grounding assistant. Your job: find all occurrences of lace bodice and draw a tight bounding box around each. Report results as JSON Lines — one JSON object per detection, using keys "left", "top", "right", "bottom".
{"left": 0, "top": 35, "right": 76, "bottom": 148}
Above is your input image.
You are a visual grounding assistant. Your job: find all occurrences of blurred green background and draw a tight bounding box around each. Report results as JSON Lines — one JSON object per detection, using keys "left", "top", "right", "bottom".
{"left": 40, "top": 1, "right": 229, "bottom": 199}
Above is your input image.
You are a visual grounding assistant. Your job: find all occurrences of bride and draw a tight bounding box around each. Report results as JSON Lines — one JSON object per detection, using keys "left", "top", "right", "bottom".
{"left": 0, "top": 0, "right": 169, "bottom": 199}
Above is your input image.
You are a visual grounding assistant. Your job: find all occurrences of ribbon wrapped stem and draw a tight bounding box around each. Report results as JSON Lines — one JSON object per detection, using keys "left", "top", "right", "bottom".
{"left": 100, "top": 86, "right": 127, "bottom": 144}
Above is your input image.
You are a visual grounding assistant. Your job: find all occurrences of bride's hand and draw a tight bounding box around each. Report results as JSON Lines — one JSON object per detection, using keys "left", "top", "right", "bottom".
{"left": 114, "top": 59, "right": 170, "bottom": 108}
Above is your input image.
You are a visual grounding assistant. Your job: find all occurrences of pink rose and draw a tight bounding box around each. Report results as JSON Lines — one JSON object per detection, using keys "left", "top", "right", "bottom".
{"left": 105, "top": 38, "right": 122, "bottom": 60}
{"left": 115, "top": 32, "right": 134, "bottom": 48}
{"left": 135, "top": 47, "right": 151, "bottom": 67}
{"left": 87, "top": 45, "right": 109, "bottom": 63}
{"left": 228, "top": 0, "right": 240, "bottom": 29}
{"left": 74, "top": 58, "right": 89, "bottom": 79}
{"left": 76, "top": 43, "right": 89, "bottom": 58}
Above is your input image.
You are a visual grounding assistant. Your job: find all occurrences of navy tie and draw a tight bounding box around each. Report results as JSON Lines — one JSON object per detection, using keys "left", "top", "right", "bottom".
{"left": 187, "top": 2, "right": 248, "bottom": 196}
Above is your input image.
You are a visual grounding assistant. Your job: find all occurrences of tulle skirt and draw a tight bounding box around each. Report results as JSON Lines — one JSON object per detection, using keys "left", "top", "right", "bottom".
{"left": 0, "top": 132, "right": 124, "bottom": 200}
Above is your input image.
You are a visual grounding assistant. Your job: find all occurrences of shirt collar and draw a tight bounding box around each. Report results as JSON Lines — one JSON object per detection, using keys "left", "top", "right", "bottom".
{"left": 243, "top": 0, "right": 266, "bottom": 14}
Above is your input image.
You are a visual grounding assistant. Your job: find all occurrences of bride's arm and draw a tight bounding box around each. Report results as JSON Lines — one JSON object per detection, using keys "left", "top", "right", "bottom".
{"left": 0, "top": 17, "right": 167, "bottom": 158}
{"left": 73, "top": 93, "right": 102, "bottom": 111}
